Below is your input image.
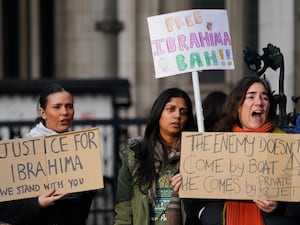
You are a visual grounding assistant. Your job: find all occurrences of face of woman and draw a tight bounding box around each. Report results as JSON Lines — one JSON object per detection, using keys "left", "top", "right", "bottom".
{"left": 39, "top": 91, "right": 74, "bottom": 133}
{"left": 238, "top": 82, "right": 270, "bottom": 130}
{"left": 159, "top": 97, "right": 189, "bottom": 139}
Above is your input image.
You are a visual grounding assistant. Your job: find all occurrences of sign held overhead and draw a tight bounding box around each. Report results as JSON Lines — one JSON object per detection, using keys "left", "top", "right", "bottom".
{"left": 147, "top": 9, "right": 235, "bottom": 78}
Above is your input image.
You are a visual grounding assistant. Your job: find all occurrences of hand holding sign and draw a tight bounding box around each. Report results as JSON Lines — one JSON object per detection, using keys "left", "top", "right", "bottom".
{"left": 0, "top": 128, "right": 104, "bottom": 202}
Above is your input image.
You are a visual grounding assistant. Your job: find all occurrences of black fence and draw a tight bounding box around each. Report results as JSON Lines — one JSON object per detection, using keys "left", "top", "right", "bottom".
{"left": 0, "top": 118, "right": 148, "bottom": 225}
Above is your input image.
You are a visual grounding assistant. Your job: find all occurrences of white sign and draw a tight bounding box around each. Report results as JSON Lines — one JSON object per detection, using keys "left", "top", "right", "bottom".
{"left": 147, "top": 9, "right": 235, "bottom": 78}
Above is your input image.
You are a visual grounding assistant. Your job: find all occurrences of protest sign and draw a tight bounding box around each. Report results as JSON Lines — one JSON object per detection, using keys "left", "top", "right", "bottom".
{"left": 147, "top": 9, "right": 235, "bottom": 132}
{"left": 0, "top": 127, "right": 104, "bottom": 202}
{"left": 147, "top": 9, "right": 235, "bottom": 78}
{"left": 180, "top": 132, "right": 300, "bottom": 202}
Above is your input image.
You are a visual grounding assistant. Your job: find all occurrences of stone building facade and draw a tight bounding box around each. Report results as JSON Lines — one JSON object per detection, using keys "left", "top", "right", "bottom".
{"left": 0, "top": 0, "right": 299, "bottom": 121}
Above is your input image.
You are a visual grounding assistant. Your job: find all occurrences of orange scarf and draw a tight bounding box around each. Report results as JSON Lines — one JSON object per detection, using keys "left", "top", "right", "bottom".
{"left": 226, "top": 122, "right": 273, "bottom": 225}
{"left": 232, "top": 122, "right": 273, "bottom": 133}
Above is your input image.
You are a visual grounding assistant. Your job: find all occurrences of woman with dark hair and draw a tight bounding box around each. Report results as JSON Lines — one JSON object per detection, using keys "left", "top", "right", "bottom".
{"left": 172, "top": 76, "right": 300, "bottom": 225}
{"left": 0, "top": 83, "right": 96, "bottom": 225}
{"left": 114, "top": 88, "right": 196, "bottom": 225}
{"left": 27, "top": 83, "right": 74, "bottom": 136}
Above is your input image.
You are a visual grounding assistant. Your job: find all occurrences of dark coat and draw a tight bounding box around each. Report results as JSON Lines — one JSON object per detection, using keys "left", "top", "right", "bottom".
{"left": 0, "top": 190, "right": 96, "bottom": 225}
{"left": 183, "top": 199, "right": 300, "bottom": 225}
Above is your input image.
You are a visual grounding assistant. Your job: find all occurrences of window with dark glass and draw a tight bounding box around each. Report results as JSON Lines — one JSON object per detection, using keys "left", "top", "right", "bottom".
{"left": 1, "top": 0, "right": 19, "bottom": 77}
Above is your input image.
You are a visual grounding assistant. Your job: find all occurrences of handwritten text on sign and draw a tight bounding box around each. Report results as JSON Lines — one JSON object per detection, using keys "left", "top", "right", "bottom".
{"left": 0, "top": 128, "right": 104, "bottom": 202}
{"left": 147, "top": 9, "right": 235, "bottom": 78}
{"left": 179, "top": 132, "right": 300, "bottom": 202}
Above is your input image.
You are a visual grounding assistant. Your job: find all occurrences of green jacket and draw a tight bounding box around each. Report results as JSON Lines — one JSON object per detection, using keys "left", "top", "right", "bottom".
{"left": 114, "top": 145, "right": 186, "bottom": 225}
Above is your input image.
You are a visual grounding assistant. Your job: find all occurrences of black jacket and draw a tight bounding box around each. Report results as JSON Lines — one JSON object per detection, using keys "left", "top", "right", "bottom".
{"left": 183, "top": 199, "right": 300, "bottom": 225}
{"left": 0, "top": 190, "right": 96, "bottom": 225}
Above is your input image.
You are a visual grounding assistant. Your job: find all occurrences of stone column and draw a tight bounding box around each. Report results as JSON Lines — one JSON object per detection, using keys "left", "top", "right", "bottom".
{"left": 225, "top": 0, "right": 247, "bottom": 91}
{"left": 295, "top": 1, "right": 300, "bottom": 112}
{"left": 259, "top": 0, "right": 295, "bottom": 113}
{"left": 0, "top": 1, "right": 3, "bottom": 78}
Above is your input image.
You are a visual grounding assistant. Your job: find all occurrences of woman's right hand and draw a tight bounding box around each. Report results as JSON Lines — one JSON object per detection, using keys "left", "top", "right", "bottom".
{"left": 38, "top": 188, "right": 67, "bottom": 208}
{"left": 171, "top": 173, "right": 183, "bottom": 192}
{"left": 253, "top": 199, "right": 278, "bottom": 213}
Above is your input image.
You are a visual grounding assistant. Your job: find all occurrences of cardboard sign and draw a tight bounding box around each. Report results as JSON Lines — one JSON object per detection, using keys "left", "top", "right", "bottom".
{"left": 180, "top": 132, "right": 300, "bottom": 202}
{"left": 0, "top": 127, "right": 104, "bottom": 202}
{"left": 147, "top": 9, "right": 235, "bottom": 78}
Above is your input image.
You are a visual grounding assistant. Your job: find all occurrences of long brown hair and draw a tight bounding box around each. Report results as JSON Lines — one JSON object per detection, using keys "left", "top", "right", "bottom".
{"left": 215, "top": 76, "right": 276, "bottom": 131}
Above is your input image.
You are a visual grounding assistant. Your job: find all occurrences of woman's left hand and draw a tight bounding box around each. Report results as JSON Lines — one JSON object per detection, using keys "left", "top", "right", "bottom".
{"left": 253, "top": 199, "right": 277, "bottom": 213}
{"left": 171, "top": 173, "right": 182, "bottom": 192}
